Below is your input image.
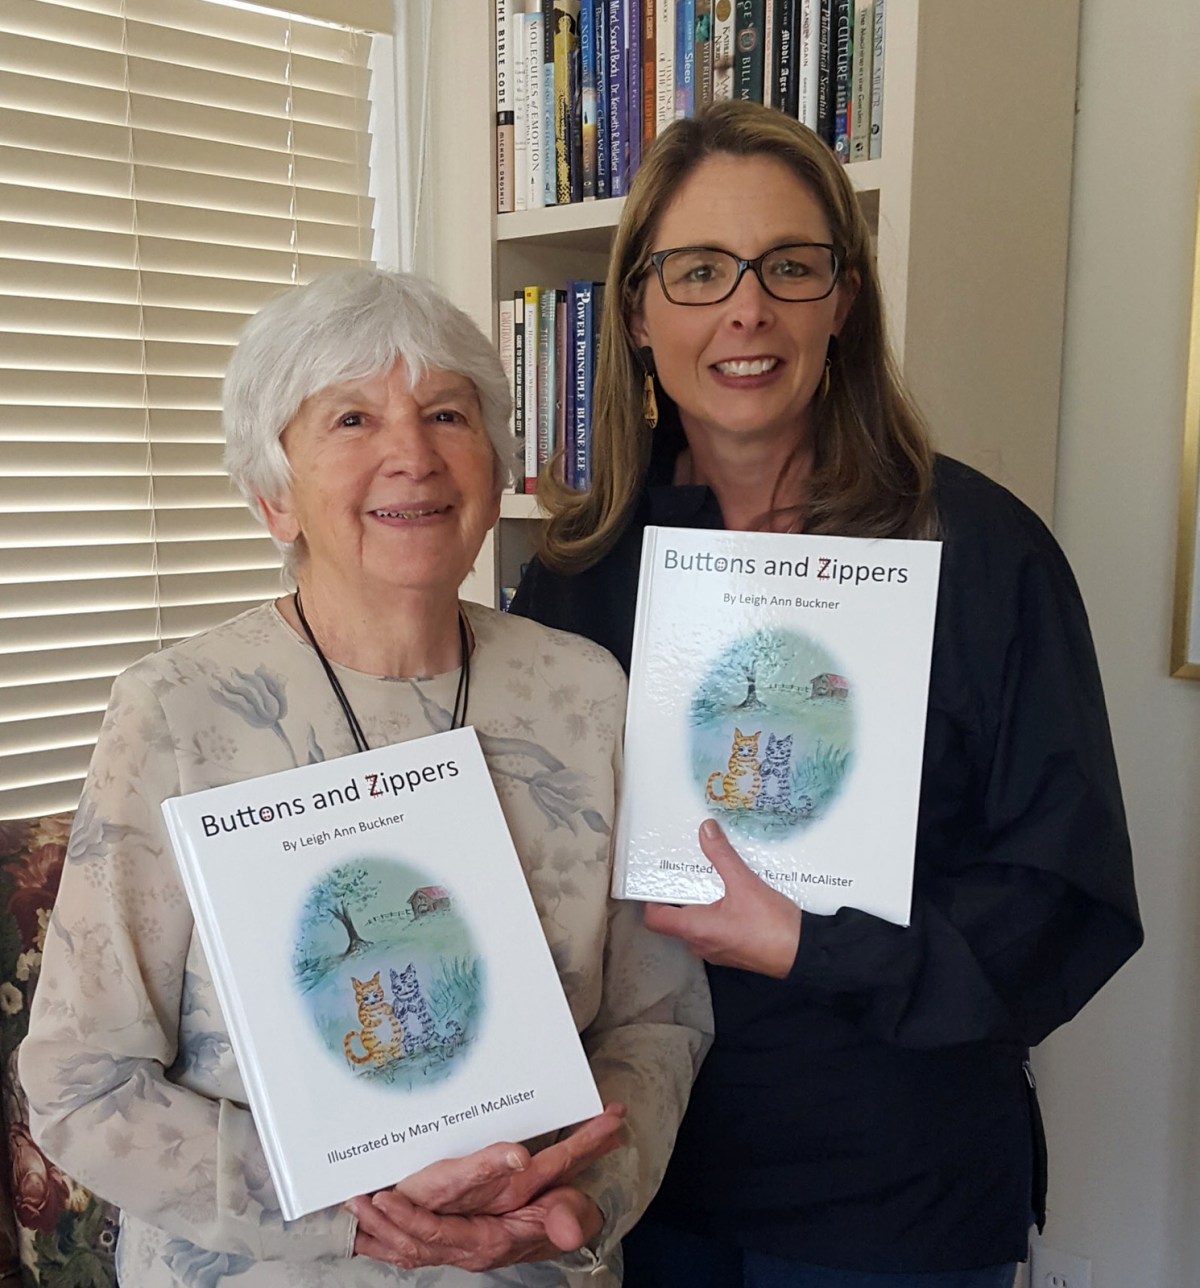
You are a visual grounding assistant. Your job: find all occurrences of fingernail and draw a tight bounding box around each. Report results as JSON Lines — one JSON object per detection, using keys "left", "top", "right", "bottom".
{"left": 507, "top": 1150, "right": 525, "bottom": 1171}
{"left": 700, "top": 819, "right": 720, "bottom": 841}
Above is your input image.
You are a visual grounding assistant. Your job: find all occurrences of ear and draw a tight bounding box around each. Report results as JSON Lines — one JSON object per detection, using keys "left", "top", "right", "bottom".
{"left": 256, "top": 490, "right": 301, "bottom": 545}
{"left": 629, "top": 305, "right": 650, "bottom": 349}
{"left": 831, "top": 269, "right": 860, "bottom": 337}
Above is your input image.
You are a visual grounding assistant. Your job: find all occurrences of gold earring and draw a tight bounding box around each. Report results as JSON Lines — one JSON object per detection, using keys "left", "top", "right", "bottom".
{"left": 643, "top": 371, "right": 659, "bottom": 429}
{"left": 820, "top": 358, "right": 832, "bottom": 400}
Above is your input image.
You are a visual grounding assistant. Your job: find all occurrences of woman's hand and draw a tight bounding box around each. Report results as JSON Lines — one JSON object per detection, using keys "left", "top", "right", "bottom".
{"left": 643, "top": 819, "right": 801, "bottom": 978}
{"left": 347, "top": 1185, "right": 603, "bottom": 1271}
{"left": 379, "top": 1103, "right": 625, "bottom": 1217}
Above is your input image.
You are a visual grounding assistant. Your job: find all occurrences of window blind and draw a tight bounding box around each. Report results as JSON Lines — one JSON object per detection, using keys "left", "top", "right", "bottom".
{"left": 0, "top": 0, "right": 385, "bottom": 818}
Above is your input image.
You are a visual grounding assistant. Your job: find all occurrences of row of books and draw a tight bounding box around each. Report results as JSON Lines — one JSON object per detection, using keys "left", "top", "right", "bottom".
{"left": 499, "top": 281, "right": 605, "bottom": 494}
{"left": 495, "top": 0, "right": 886, "bottom": 213}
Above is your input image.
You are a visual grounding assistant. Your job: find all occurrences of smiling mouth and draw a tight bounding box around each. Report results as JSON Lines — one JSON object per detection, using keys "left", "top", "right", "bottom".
{"left": 713, "top": 358, "right": 780, "bottom": 376}
{"left": 371, "top": 506, "right": 448, "bottom": 519}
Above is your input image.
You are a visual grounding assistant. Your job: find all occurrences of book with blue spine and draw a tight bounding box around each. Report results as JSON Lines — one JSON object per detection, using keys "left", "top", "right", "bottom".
{"left": 628, "top": 0, "right": 643, "bottom": 178}
{"left": 537, "top": 287, "right": 558, "bottom": 476}
{"left": 161, "top": 727, "right": 602, "bottom": 1221}
{"left": 612, "top": 527, "right": 942, "bottom": 925}
{"left": 542, "top": 0, "right": 558, "bottom": 204}
{"left": 607, "top": 0, "right": 628, "bottom": 197}
{"left": 833, "top": 0, "right": 852, "bottom": 161}
{"left": 675, "top": 0, "right": 695, "bottom": 117}
{"left": 580, "top": 0, "right": 599, "bottom": 199}
{"left": 570, "top": 280, "right": 594, "bottom": 491}
{"left": 594, "top": 0, "right": 610, "bottom": 199}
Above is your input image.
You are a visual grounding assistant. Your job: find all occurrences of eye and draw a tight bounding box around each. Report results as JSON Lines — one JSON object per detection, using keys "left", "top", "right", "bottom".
{"left": 337, "top": 411, "right": 365, "bottom": 428}
{"left": 431, "top": 409, "right": 468, "bottom": 424}
{"left": 769, "top": 256, "right": 813, "bottom": 279}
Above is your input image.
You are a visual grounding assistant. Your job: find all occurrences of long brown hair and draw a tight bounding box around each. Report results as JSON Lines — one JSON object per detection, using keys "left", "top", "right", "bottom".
{"left": 536, "top": 100, "right": 938, "bottom": 573}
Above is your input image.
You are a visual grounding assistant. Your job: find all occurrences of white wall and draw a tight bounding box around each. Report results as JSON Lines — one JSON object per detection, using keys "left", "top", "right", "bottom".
{"left": 1035, "top": 0, "right": 1200, "bottom": 1284}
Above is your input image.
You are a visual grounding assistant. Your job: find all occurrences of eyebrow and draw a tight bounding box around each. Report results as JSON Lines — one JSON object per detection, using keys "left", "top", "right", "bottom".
{"left": 418, "top": 375, "right": 478, "bottom": 402}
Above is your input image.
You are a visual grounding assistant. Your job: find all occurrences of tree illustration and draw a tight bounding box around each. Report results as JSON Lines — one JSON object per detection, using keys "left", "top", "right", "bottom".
{"left": 302, "top": 863, "right": 380, "bottom": 956}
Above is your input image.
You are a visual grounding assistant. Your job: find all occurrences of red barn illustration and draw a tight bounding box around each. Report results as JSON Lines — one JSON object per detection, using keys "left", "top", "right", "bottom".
{"left": 810, "top": 673, "right": 850, "bottom": 700}
{"left": 408, "top": 886, "right": 452, "bottom": 918}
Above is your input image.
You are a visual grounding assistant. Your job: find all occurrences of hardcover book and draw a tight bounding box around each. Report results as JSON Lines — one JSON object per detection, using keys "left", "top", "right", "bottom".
{"left": 734, "top": 0, "right": 765, "bottom": 104}
{"left": 613, "top": 526, "right": 942, "bottom": 926}
{"left": 849, "top": 0, "right": 872, "bottom": 162}
{"left": 161, "top": 727, "right": 602, "bottom": 1222}
{"left": 495, "top": 0, "right": 515, "bottom": 212}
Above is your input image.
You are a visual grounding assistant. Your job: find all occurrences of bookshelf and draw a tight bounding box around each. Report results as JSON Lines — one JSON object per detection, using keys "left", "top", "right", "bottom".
{"left": 424, "top": 0, "right": 1082, "bottom": 609}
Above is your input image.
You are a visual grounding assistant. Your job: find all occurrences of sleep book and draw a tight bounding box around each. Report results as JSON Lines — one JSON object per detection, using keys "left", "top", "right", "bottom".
{"left": 614, "top": 526, "right": 943, "bottom": 926}
{"left": 161, "top": 726, "right": 601, "bottom": 1221}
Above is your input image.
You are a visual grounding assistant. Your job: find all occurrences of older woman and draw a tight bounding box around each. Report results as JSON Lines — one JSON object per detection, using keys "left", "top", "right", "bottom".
{"left": 19, "top": 268, "right": 712, "bottom": 1288}
{"left": 513, "top": 101, "right": 1142, "bottom": 1287}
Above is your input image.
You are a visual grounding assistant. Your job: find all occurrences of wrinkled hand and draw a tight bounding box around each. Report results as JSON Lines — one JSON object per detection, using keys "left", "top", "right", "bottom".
{"left": 643, "top": 819, "right": 801, "bottom": 978}
{"left": 343, "top": 1106, "right": 623, "bottom": 1271}
{"left": 379, "top": 1103, "right": 624, "bottom": 1216}
{"left": 347, "top": 1184, "right": 603, "bottom": 1271}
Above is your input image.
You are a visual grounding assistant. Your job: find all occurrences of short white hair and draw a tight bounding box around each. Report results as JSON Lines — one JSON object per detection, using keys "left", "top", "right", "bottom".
{"left": 223, "top": 268, "right": 515, "bottom": 559}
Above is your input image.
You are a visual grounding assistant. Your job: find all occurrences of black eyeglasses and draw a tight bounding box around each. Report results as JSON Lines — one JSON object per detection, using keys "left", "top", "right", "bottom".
{"left": 648, "top": 243, "right": 842, "bottom": 305}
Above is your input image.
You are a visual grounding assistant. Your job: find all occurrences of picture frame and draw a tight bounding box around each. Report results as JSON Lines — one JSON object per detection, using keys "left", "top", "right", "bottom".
{"left": 1172, "top": 175, "right": 1200, "bottom": 679}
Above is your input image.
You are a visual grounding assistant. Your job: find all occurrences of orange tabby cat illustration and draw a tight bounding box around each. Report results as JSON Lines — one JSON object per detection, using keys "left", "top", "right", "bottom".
{"left": 343, "top": 972, "right": 405, "bottom": 1068}
{"left": 706, "top": 729, "right": 763, "bottom": 810}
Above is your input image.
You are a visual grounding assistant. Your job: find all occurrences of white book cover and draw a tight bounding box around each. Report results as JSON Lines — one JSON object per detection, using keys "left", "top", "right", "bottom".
{"left": 849, "top": 0, "right": 873, "bottom": 162}
{"left": 711, "top": 0, "right": 734, "bottom": 99}
{"left": 614, "top": 527, "right": 942, "bottom": 926}
{"left": 162, "top": 727, "right": 601, "bottom": 1221}
{"left": 525, "top": 12, "right": 546, "bottom": 209}
{"left": 655, "top": 0, "right": 676, "bottom": 131}
{"left": 869, "top": 0, "right": 885, "bottom": 160}
{"left": 497, "top": 298, "right": 516, "bottom": 477}
{"left": 513, "top": 20, "right": 529, "bottom": 210}
{"left": 797, "top": 0, "right": 819, "bottom": 128}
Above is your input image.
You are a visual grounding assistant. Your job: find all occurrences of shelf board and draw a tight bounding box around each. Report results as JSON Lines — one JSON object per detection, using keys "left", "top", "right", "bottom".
{"left": 497, "top": 197, "right": 626, "bottom": 252}
{"left": 499, "top": 492, "right": 545, "bottom": 520}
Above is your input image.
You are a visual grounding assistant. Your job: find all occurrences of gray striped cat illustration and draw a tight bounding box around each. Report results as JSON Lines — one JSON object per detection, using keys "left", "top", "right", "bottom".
{"left": 756, "top": 733, "right": 796, "bottom": 814}
{"left": 389, "top": 964, "right": 438, "bottom": 1053}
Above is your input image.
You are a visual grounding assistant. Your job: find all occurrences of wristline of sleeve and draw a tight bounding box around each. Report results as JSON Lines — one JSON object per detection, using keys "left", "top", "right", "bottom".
{"left": 786, "top": 905, "right": 919, "bottom": 999}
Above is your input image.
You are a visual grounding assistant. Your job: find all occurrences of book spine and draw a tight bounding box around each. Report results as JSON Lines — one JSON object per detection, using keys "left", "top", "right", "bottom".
{"left": 572, "top": 282, "right": 592, "bottom": 490}
{"left": 595, "top": 0, "right": 610, "bottom": 198}
{"left": 524, "top": 286, "right": 540, "bottom": 491}
{"left": 798, "top": 0, "right": 818, "bottom": 127}
{"left": 542, "top": 0, "right": 558, "bottom": 203}
{"left": 712, "top": 0, "right": 734, "bottom": 100}
{"left": 816, "top": 0, "right": 833, "bottom": 143}
{"left": 734, "top": 0, "right": 764, "bottom": 104}
{"left": 563, "top": 282, "right": 576, "bottom": 488}
{"left": 762, "top": 0, "right": 773, "bottom": 108}
{"left": 581, "top": 0, "right": 598, "bottom": 199}
{"left": 628, "top": 0, "right": 643, "bottom": 176}
{"left": 868, "top": 0, "right": 883, "bottom": 159}
{"left": 833, "top": 0, "right": 851, "bottom": 162}
{"left": 513, "top": 17, "right": 529, "bottom": 209}
{"left": 554, "top": 295, "right": 569, "bottom": 483}
{"left": 512, "top": 292, "right": 526, "bottom": 492}
{"left": 849, "top": 0, "right": 870, "bottom": 161}
{"left": 526, "top": 13, "right": 546, "bottom": 207}
{"left": 642, "top": 0, "right": 657, "bottom": 151}
{"left": 580, "top": 283, "right": 596, "bottom": 491}
{"left": 537, "top": 288, "right": 556, "bottom": 479}
{"left": 675, "top": 0, "right": 695, "bottom": 118}
{"left": 497, "top": 299, "right": 516, "bottom": 488}
{"left": 496, "top": 0, "right": 515, "bottom": 213}
{"left": 694, "top": 0, "right": 713, "bottom": 110}
{"left": 554, "top": 2, "right": 574, "bottom": 202}
{"left": 608, "top": 0, "right": 627, "bottom": 196}
{"left": 772, "top": 0, "right": 796, "bottom": 114}
{"left": 655, "top": 0, "right": 675, "bottom": 132}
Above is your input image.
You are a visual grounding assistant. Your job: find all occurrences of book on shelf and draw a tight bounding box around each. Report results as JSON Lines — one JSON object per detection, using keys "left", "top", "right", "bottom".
{"left": 553, "top": 0, "right": 582, "bottom": 203}
{"left": 537, "top": 287, "right": 558, "bottom": 479}
{"left": 568, "top": 279, "right": 595, "bottom": 490}
{"left": 497, "top": 299, "right": 516, "bottom": 484}
{"left": 525, "top": 9, "right": 547, "bottom": 209}
{"left": 581, "top": 0, "right": 599, "bottom": 198}
{"left": 628, "top": 0, "right": 644, "bottom": 175}
{"left": 832, "top": 0, "right": 851, "bottom": 161}
{"left": 734, "top": 0, "right": 765, "bottom": 105}
{"left": 554, "top": 292, "right": 570, "bottom": 483}
{"left": 511, "top": 291, "right": 526, "bottom": 494}
{"left": 608, "top": 0, "right": 629, "bottom": 196}
{"left": 816, "top": 0, "right": 833, "bottom": 144}
{"left": 675, "top": 0, "right": 696, "bottom": 119}
{"left": 711, "top": 0, "right": 734, "bottom": 100}
{"left": 849, "top": 0, "right": 872, "bottom": 163}
{"left": 694, "top": 0, "right": 713, "bottom": 111}
{"left": 770, "top": 0, "right": 797, "bottom": 115}
{"left": 496, "top": 0, "right": 515, "bottom": 212}
{"left": 594, "top": 0, "right": 611, "bottom": 198}
{"left": 161, "top": 726, "right": 602, "bottom": 1222}
{"left": 523, "top": 285, "right": 540, "bottom": 492}
{"left": 542, "top": 0, "right": 559, "bottom": 205}
{"left": 761, "top": 0, "right": 773, "bottom": 112}
{"left": 513, "top": 9, "right": 529, "bottom": 210}
{"left": 613, "top": 526, "right": 943, "bottom": 926}
{"left": 797, "top": 0, "right": 818, "bottom": 129}
{"left": 869, "top": 0, "right": 885, "bottom": 159}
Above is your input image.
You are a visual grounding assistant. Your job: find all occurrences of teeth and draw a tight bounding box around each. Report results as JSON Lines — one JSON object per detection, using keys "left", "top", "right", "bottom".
{"left": 374, "top": 507, "right": 443, "bottom": 519}
{"left": 715, "top": 358, "right": 778, "bottom": 377}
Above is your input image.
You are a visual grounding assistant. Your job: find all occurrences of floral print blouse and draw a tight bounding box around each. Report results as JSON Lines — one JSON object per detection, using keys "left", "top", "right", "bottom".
{"left": 19, "top": 602, "right": 713, "bottom": 1288}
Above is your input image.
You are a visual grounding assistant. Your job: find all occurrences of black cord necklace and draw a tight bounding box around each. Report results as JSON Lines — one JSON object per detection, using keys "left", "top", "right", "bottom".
{"left": 292, "top": 590, "right": 470, "bottom": 754}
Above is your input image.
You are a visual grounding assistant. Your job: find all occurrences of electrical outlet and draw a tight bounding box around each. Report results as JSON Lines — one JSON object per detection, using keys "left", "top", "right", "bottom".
{"left": 1029, "top": 1243, "right": 1091, "bottom": 1288}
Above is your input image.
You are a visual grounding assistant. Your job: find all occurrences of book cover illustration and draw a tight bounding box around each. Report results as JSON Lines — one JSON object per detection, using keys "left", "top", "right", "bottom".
{"left": 692, "top": 627, "right": 854, "bottom": 842}
{"left": 162, "top": 727, "right": 601, "bottom": 1221}
{"left": 294, "top": 858, "right": 480, "bottom": 1090}
{"left": 614, "top": 526, "right": 942, "bottom": 926}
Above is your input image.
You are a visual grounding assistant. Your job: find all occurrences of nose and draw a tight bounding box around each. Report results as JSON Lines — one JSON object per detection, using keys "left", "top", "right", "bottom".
{"left": 378, "top": 407, "right": 444, "bottom": 478}
{"left": 724, "top": 265, "right": 776, "bottom": 329}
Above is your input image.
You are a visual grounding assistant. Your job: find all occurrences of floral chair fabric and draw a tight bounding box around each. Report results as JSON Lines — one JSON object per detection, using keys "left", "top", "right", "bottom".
{"left": 0, "top": 814, "right": 118, "bottom": 1288}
